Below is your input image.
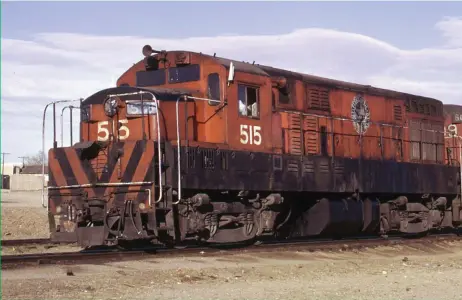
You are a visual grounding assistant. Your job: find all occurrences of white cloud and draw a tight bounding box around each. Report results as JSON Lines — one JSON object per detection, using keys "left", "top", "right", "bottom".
{"left": 2, "top": 16, "right": 462, "bottom": 161}
{"left": 435, "top": 16, "right": 462, "bottom": 47}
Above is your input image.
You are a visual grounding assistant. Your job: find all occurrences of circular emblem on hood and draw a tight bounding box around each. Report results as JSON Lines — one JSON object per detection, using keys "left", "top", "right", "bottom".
{"left": 351, "top": 94, "right": 371, "bottom": 135}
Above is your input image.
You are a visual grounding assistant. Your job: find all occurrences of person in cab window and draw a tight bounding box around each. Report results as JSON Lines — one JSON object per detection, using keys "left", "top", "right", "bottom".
{"left": 239, "top": 98, "right": 247, "bottom": 116}
{"left": 251, "top": 102, "right": 258, "bottom": 118}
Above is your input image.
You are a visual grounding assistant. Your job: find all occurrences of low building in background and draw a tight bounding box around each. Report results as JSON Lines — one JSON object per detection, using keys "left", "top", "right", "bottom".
{"left": 2, "top": 164, "right": 49, "bottom": 191}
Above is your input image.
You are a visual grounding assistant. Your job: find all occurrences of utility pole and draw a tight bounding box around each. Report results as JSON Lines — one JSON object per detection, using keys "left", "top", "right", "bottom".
{"left": 18, "top": 156, "right": 26, "bottom": 168}
{"left": 1, "top": 152, "right": 10, "bottom": 189}
{"left": 69, "top": 105, "right": 74, "bottom": 146}
{"left": 1, "top": 152, "right": 10, "bottom": 175}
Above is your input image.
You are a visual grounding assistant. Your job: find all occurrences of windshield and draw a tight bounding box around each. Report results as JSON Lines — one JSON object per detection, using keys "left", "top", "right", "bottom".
{"left": 136, "top": 64, "right": 201, "bottom": 87}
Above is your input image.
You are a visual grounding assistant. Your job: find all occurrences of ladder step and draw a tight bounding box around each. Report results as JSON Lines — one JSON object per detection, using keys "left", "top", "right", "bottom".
{"left": 154, "top": 163, "right": 170, "bottom": 170}
{"left": 154, "top": 184, "right": 172, "bottom": 190}
{"left": 155, "top": 207, "right": 171, "bottom": 211}
{"left": 158, "top": 226, "right": 174, "bottom": 231}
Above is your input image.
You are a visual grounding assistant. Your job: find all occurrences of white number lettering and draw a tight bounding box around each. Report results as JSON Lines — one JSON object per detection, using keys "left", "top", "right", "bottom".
{"left": 97, "top": 119, "right": 130, "bottom": 141}
{"left": 455, "top": 114, "right": 462, "bottom": 123}
{"left": 240, "top": 124, "right": 262, "bottom": 145}
{"left": 97, "top": 121, "right": 109, "bottom": 141}
{"left": 253, "top": 126, "right": 262, "bottom": 145}
{"left": 448, "top": 124, "right": 458, "bottom": 137}
{"left": 118, "top": 119, "right": 130, "bottom": 140}
{"left": 240, "top": 124, "right": 249, "bottom": 144}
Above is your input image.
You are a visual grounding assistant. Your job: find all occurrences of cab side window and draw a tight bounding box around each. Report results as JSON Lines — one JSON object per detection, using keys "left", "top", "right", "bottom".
{"left": 278, "top": 82, "right": 291, "bottom": 105}
{"left": 238, "top": 84, "right": 259, "bottom": 119}
{"left": 207, "top": 73, "right": 221, "bottom": 106}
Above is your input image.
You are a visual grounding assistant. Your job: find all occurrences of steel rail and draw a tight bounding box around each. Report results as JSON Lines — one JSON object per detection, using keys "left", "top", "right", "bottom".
{"left": 1, "top": 238, "right": 74, "bottom": 247}
{"left": 2, "top": 233, "right": 460, "bottom": 269}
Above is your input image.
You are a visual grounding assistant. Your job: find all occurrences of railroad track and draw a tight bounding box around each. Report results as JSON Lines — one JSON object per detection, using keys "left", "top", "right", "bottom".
{"left": 2, "top": 233, "right": 461, "bottom": 270}
{"left": 1, "top": 238, "right": 66, "bottom": 247}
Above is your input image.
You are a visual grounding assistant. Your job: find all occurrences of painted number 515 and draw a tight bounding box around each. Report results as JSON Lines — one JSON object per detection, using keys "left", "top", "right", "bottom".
{"left": 240, "top": 124, "right": 262, "bottom": 145}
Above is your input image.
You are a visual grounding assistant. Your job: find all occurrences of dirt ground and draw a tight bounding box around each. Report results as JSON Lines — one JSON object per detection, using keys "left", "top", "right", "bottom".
{"left": 0, "top": 190, "right": 84, "bottom": 256}
{"left": 3, "top": 239, "right": 462, "bottom": 300}
{"left": 1, "top": 191, "right": 50, "bottom": 240}
{"left": 3, "top": 191, "right": 462, "bottom": 300}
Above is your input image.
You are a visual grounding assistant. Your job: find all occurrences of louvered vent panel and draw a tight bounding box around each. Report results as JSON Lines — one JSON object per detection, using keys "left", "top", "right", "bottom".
{"left": 289, "top": 130, "right": 302, "bottom": 155}
{"left": 187, "top": 149, "right": 196, "bottom": 169}
{"left": 334, "top": 163, "right": 344, "bottom": 175}
{"left": 405, "top": 100, "right": 411, "bottom": 112}
{"left": 394, "top": 105, "right": 403, "bottom": 121}
{"left": 289, "top": 113, "right": 302, "bottom": 130}
{"left": 287, "top": 160, "right": 299, "bottom": 173}
{"left": 303, "top": 115, "right": 317, "bottom": 131}
{"left": 202, "top": 149, "right": 215, "bottom": 170}
{"left": 303, "top": 161, "right": 315, "bottom": 173}
{"left": 289, "top": 113, "right": 302, "bottom": 155}
{"left": 319, "top": 161, "right": 330, "bottom": 173}
{"left": 304, "top": 116, "right": 318, "bottom": 155}
{"left": 307, "top": 87, "right": 330, "bottom": 111}
{"left": 418, "top": 104, "right": 425, "bottom": 114}
{"left": 410, "top": 120, "right": 421, "bottom": 160}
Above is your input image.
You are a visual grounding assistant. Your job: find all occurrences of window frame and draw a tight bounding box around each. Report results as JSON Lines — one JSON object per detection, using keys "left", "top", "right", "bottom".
{"left": 136, "top": 69, "right": 166, "bottom": 87}
{"left": 80, "top": 105, "right": 91, "bottom": 123}
{"left": 168, "top": 64, "right": 201, "bottom": 84}
{"left": 237, "top": 83, "right": 260, "bottom": 120}
{"left": 207, "top": 72, "right": 221, "bottom": 106}
{"left": 278, "top": 84, "right": 292, "bottom": 105}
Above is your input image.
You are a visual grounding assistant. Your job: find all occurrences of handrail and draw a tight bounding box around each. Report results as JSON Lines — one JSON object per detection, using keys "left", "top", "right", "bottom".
{"left": 458, "top": 136, "right": 462, "bottom": 199}
{"left": 41, "top": 99, "right": 81, "bottom": 209}
{"left": 42, "top": 91, "right": 162, "bottom": 210}
{"left": 280, "top": 108, "right": 450, "bottom": 134}
{"left": 48, "top": 181, "right": 153, "bottom": 189}
{"left": 106, "top": 91, "right": 162, "bottom": 207}
{"left": 174, "top": 95, "right": 221, "bottom": 205}
{"left": 60, "top": 106, "right": 68, "bottom": 147}
{"left": 452, "top": 134, "right": 462, "bottom": 198}
{"left": 60, "top": 105, "right": 81, "bottom": 147}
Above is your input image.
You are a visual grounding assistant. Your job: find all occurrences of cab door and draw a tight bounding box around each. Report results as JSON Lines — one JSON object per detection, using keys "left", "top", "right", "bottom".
{"left": 227, "top": 76, "right": 272, "bottom": 152}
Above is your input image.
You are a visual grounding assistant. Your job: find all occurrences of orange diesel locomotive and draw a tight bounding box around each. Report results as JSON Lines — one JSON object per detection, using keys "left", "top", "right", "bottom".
{"left": 46, "top": 46, "right": 461, "bottom": 248}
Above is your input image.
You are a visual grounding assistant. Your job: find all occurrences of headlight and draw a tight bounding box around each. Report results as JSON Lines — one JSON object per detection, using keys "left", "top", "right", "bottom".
{"left": 126, "top": 100, "right": 157, "bottom": 116}
{"left": 104, "top": 96, "right": 118, "bottom": 117}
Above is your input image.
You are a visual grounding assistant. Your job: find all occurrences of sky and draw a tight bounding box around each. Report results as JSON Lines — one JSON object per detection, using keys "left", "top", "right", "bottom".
{"left": 2, "top": 1, "right": 462, "bottom": 163}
